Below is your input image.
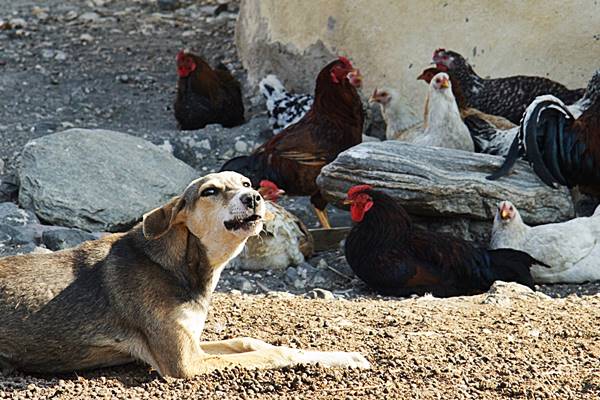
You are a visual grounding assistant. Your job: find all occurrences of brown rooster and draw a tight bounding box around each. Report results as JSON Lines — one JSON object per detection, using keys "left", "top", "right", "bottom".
{"left": 174, "top": 50, "right": 244, "bottom": 130}
{"left": 344, "top": 185, "right": 546, "bottom": 297}
{"left": 432, "top": 48, "right": 585, "bottom": 124}
{"left": 220, "top": 57, "right": 364, "bottom": 228}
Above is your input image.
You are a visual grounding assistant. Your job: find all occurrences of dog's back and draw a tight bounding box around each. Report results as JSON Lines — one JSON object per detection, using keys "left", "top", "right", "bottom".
{"left": 0, "top": 234, "right": 133, "bottom": 372}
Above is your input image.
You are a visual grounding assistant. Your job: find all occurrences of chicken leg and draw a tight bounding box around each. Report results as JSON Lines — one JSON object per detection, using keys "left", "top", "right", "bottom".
{"left": 313, "top": 206, "right": 331, "bottom": 229}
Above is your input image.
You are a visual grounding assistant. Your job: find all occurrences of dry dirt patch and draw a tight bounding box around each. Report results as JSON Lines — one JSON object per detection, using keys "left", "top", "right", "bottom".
{"left": 1, "top": 286, "right": 598, "bottom": 399}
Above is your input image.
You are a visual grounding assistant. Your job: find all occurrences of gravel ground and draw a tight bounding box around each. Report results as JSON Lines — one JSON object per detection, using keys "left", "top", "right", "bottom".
{"left": 1, "top": 1, "right": 600, "bottom": 398}
{"left": 1, "top": 289, "right": 599, "bottom": 399}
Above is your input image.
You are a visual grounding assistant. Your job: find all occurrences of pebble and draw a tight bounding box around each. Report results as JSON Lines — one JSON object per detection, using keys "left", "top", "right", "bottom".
{"left": 116, "top": 74, "right": 130, "bottom": 83}
{"left": 9, "top": 18, "right": 27, "bottom": 29}
{"left": 234, "top": 140, "right": 248, "bottom": 153}
{"left": 79, "top": 33, "right": 94, "bottom": 42}
{"left": 79, "top": 12, "right": 101, "bottom": 23}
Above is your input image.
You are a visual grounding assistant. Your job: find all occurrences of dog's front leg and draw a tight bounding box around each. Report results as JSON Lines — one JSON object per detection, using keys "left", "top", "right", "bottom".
{"left": 199, "top": 337, "right": 274, "bottom": 354}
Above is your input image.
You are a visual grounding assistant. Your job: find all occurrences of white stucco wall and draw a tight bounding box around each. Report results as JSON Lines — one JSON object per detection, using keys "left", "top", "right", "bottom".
{"left": 237, "top": 0, "right": 599, "bottom": 121}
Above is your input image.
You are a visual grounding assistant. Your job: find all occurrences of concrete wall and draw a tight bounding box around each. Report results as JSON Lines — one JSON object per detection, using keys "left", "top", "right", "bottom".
{"left": 236, "top": 0, "right": 599, "bottom": 123}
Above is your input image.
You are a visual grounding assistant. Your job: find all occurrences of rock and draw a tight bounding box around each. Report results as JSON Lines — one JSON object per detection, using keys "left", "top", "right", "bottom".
{"left": 230, "top": 276, "right": 254, "bottom": 293}
{"left": 0, "top": 158, "right": 4, "bottom": 175}
{"left": 306, "top": 288, "right": 335, "bottom": 300}
{"left": 18, "top": 129, "right": 198, "bottom": 232}
{"left": 42, "top": 228, "right": 97, "bottom": 251}
{"left": 79, "top": 33, "right": 94, "bottom": 43}
{"left": 0, "top": 202, "right": 39, "bottom": 226}
{"left": 482, "top": 281, "right": 550, "bottom": 306}
{"left": 0, "top": 224, "right": 35, "bottom": 245}
{"left": 317, "top": 141, "right": 574, "bottom": 225}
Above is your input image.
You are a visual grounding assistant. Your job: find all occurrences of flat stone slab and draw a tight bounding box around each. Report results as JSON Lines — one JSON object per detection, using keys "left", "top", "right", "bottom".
{"left": 317, "top": 141, "right": 574, "bottom": 224}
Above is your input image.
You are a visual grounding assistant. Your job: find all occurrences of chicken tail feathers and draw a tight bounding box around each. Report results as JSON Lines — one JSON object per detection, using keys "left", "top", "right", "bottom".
{"left": 486, "top": 133, "right": 521, "bottom": 180}
{"left": 479, "top": 248, "right": 547, "bottom": 290}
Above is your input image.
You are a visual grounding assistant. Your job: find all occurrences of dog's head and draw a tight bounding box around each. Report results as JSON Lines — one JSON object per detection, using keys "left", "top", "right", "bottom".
{"left": 142, "top": 172, "right": 266, "bottom": 260}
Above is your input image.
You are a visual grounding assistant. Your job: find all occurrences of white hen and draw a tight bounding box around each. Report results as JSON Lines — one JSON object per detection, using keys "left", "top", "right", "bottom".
{"left": 231, "top": 181, "right": 314, "bottom": 271}
{"left": 490, "top": 200, "right": 600, "bottom": 284}
{"left": 369, "top": 87, "right": 423, "bottom": 141}
{"left": 413, "top": 73, "right": 474, "bottom": 151}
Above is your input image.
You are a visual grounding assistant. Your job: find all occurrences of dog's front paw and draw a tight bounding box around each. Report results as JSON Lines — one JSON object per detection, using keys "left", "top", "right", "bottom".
{"left": 329, "top": 351, "right": 370, "bottom": 369}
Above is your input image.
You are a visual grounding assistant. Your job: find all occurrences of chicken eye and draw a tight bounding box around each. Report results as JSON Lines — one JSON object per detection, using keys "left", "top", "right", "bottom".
{"left": 201, "top": 187, "right": 219, "bottom": 197}
{"left": 435, "top": 78, "right": 441, "bottom": 84}
{"left": 242, "top": 181, "right": 251, "bottom": 188}
{"left": 509, "top": 206, "right": 513, "bottom": 211}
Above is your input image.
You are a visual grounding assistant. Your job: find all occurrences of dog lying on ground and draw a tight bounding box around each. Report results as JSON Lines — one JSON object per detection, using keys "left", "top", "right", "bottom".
{"left": 0, "top": 171, "right": 369, "bottom": 377}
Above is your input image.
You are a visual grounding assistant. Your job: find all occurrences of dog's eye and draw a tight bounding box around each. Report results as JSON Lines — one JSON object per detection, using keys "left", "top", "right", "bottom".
{"left": 201, "top": 187, "right": 219, "bottom": 197}
{"left": 242, "top": 181, "right": 251, "bottom": 188}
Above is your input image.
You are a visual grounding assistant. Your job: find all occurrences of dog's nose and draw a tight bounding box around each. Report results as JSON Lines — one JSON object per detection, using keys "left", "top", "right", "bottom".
{"left": 241, "top": 192, "right": 262, "bottom": 209}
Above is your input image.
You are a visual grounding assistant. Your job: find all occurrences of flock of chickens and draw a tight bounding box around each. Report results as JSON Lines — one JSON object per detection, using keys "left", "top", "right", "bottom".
{"left": 173, "top": 48, "right": 600, "bottom": 298}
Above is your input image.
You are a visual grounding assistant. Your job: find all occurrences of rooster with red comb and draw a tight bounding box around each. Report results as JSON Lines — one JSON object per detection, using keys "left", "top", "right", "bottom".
{"left": 343, "top": 185, "right": 547, "bottom": 297}
{"left": 221, "top": 56, "right": 364, "bottom": 228}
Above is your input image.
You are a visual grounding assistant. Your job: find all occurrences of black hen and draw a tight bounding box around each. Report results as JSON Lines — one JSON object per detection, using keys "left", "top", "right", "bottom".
{"left": 344, "top": 186, "right": 545, "bottom": 298}
{"left": 433, "top": 48, "right": 585, "bottom": 124}
{"left": 174, "top": 50, "right": 244, "bottom": 130}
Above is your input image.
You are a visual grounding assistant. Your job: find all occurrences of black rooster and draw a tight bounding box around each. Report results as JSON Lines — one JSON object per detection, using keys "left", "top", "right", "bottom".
{"left": 344, "top": 185, "right": 545, "bottom": 298}
{"left": 487, "top": 90, "right": 600, "bottom": 196}
{"left": 433, "top": 48, "right": 585, "bottom": 124}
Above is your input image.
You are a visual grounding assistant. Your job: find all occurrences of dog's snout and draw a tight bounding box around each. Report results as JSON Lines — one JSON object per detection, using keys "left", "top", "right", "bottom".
{"left": 241, "top": 192, "right": 262, "bottom": 209}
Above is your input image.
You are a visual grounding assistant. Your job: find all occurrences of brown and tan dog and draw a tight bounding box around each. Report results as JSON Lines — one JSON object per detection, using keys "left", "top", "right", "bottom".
{"left": 0, "top": 171, "right": 368, "bottom": 377}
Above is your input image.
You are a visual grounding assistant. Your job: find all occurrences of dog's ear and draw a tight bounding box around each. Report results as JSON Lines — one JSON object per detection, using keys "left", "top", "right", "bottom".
{"left": 142, "top": 196, "right": 185, "bottom": 239}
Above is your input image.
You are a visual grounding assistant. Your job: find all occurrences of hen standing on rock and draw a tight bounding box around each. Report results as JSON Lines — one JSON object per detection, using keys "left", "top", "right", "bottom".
{"left": 433, "top": 48, "right": 585, "bottom": 124}
{"left": 174, "top": 50, "right": 244, "bottom": 130}
{"left": 259, "top": 75, "right": 313, "bottom": 134}
{"left": 413, "top": 72, "right": 474, "bottom": 151}
{"left": 221, "top": 57, "right": 364, "bottom": 228}
{"left": 344, "top": 185, "right": 544, "bottom": 298}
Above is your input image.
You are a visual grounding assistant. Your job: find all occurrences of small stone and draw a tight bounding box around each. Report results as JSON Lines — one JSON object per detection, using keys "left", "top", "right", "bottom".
{"left": 42, "top": 228, "right": 96, "bottom": 251}
{"left": 198, "top": 139, "right": 211, "bottom": 150}
{"left": 41, "top": 49, "right": 55, "bottom": 59}
{"left": 234, "top": 140, "right": 248, "bottom": 153}
{"left": 64, "top": 11, "right": 79, "bottom": 21}
{"left": 79, "top": 12, "right": 101, "bottom": 23}
{"left": 79, "top": 33, "right": 94, "bottom": 43}
{"left": 54, "top": 51, "right": 67, "bottom": 61}
{"left": 157, "top": 0, "right": 180, "bottom": 11}
{"left": 9, "top": 18, "right": 27, "bottom": 29}
{"left": 117, "top": 74, "right": 129, "bottom": 83}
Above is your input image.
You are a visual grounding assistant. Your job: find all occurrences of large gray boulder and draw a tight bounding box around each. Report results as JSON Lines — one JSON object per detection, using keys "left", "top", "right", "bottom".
{"left": 317, "top": 141, "right": 575, "bottom": 242}
{"left": 18, "top": 129, "right": 198, "bottom": 232}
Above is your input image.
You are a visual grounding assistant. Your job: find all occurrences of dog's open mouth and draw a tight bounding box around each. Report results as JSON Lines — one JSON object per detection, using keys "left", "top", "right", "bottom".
{"left": 224, "top": 214, "right": 262, "bottom": 231}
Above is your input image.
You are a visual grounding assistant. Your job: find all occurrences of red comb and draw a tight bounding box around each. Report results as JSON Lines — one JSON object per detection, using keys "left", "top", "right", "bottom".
{"left": 433, "top": 48, "right": 445, "bottom": 57}
{"left": 338, "top": 56, "right": 352, "bottom": 68}
{"left": 176, "top": 50, "right": 186, "bottom": 62}
{"left": 347, "top": 184, "right": 373, "bottom": 198}
{"left": 259, "top": 180, "right": 279, "bottom": 190}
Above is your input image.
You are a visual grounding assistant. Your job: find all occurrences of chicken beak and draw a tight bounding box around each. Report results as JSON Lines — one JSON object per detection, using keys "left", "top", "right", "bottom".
{"left": 277, "top": 189, "right": 286, "bottom": 196}
{"left": 440, "top": 78, "right": 450, "bottom": 89}
{"left": 347, "top": 69, "right": 363, "bottom": 88}
{"left": 343, "top": 199, "right": 353, "bottom": 205}
{"left": 500, "top": 209, "right": 511, "bottom": 220}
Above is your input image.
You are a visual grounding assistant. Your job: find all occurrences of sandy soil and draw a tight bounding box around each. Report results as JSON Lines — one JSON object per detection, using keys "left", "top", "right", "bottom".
{"left": 1, "top": 287, "right": 599, "bottom": 399}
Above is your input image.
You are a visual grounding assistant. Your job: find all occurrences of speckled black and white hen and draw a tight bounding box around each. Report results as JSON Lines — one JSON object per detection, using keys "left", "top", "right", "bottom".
{"left": 433, "top": 48, "right": 586, "bottom": 124}
{"left": 259, "top": 75, "right": 313, "bottom": 134}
